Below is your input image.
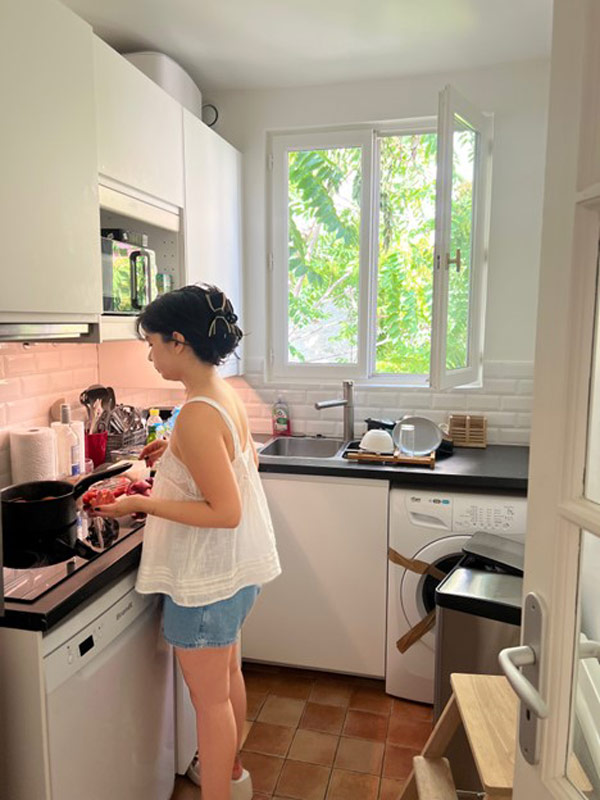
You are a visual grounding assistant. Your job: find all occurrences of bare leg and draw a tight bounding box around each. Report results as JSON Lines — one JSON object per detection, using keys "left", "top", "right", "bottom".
{"left": 229, "top": 641, "right": 246, "bottom": 779}
{"left": 176, "top": 644, "right": 237, "bottom": 800}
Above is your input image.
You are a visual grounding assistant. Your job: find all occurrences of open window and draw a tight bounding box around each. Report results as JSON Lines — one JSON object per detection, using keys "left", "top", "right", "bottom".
{"left": 268, "top": 85, "right": 493, "bottom": 388}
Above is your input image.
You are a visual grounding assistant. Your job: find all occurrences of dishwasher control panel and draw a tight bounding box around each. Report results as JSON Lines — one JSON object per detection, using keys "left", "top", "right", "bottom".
{"left": 44, "top": 587, "right": 156, "bottom": 694}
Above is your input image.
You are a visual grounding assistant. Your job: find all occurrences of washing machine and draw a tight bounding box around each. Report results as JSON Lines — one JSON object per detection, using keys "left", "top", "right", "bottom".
{"left": 386, "top": 487, "right": 527, "bottom": 703}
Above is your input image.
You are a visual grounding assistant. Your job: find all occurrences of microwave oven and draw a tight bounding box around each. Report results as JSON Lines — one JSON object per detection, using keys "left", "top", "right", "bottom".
{"left": 101, "top": 236, "right": 158, "bottom": 314}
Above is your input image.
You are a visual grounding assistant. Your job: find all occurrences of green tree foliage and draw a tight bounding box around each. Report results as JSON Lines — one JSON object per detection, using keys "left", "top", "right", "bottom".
{"left": 287, "top": 132, "right": 475, "bottom": 374}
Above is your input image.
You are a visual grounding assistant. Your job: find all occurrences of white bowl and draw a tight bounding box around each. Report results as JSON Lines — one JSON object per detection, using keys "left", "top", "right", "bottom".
{"left": 359, "top": 429, "right": 395, "bottom": 454}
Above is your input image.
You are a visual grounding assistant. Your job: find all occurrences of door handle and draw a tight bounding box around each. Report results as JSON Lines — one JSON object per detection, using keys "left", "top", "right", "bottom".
{"left": 499, "top": 592, "right": 545, "bottom": 764}
{"left": 499, "top": 644, "right": 549, "bottom": 719}
{"left": 579, "top": 639, "right": 600, "bottom": 660}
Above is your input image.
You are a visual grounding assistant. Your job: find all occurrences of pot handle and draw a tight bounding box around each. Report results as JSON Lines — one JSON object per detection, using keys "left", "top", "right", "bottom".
{"left": 72, "top": 462, "right": 133, "bottom": 500}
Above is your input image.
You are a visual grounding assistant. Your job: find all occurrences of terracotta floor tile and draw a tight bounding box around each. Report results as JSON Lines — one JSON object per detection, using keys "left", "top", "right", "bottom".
{"left": 258, "top": 695, "right": 306, "bottom": 728}
{"left": 271, "top": 674, "right": 315, "bottom": 700}
{"left": 288, "top": 729, "right": 339, "bottom": 766}
{"left": 247, "top": 690, "right": 268, "bottom": 720}
{"left": 334, "top": 737, "right": 384, "bottom": 775}
{"left": 275, "top": 760, "right": 331, "bottom": 800}
{"left": 391, "top": 699, "right": 433, "bottom": 722}
{"left": 326, "top": 769, "right": 379, "bottom": 800}
{"left": 309, "top": 681, "right": 354, "bottom": 707}
{"left": 169, "top": 776, "right": 197, "bottom": 799}
{"left": 243, "top": 720, "right": 254, "bottom": 747}
{"left": 244, "top": 670, "right": 278, "bottom": 693}
{"left": 349, "top": 687, "right": 393, "bottom": 716}
{"left": 342, "top": 709, "right": 389, "bottom": 742}
{"left": 382, "top": 744, "right": 420, "bottom": 781}
{"left": 386, "top": 716, "right": 432, "bottom": 749}
{"left": 378, "top": 777, "right": 406, "bottom": 800}
{"left": 300, "top": 702, "right": 347, "bottom": 735}
{"left": 244, "top": 721, "right": 295, "bottom": 757}
{"left": 240, "top": 751, "right": 284, "bottom": 795}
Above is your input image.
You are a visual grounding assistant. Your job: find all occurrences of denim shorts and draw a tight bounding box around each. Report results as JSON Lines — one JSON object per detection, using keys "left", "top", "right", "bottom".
{"left": 162, "top": 585, "right": 261, "bottom": 649}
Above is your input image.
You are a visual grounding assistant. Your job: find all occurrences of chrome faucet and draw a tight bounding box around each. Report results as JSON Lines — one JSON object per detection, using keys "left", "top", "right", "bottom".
{"left": 314, "top": 380, "right": 355, "bottom": 442}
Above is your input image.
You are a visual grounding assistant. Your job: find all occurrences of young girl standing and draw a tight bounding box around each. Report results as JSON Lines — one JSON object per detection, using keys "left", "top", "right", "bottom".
{"left": 95, "top": 285, "right": 281, "bottom": 799}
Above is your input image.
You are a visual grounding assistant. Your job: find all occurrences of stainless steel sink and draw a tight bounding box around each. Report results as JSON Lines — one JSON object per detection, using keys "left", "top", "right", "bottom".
{"left": 260, "top": 437, "right": 345, "bottom": 459}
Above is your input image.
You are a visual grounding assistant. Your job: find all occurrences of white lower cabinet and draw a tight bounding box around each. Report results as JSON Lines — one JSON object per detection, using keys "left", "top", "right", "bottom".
{"left": 242, "top": 474, "right": 389, "bottom": 677}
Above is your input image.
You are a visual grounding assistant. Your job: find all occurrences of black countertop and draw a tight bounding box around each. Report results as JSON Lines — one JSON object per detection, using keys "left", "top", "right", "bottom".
{"left": 2, "top": 444, "right": 528, "bottom": 632}
{"left": 0, "top": 528, "right": 143, "bottom": 632}
{"left": 259, "top": 444, "right": 529, "bottom": 493}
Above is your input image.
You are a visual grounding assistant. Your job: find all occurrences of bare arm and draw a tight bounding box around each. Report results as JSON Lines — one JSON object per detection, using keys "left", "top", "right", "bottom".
{"left": 96, "top": 404, "right": 242, "bottom": 528}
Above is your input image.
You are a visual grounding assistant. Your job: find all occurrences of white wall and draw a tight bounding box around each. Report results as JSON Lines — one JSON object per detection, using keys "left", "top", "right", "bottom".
{"left": 208, "top": 59, "right": 549, "bottom": 368}
{"left": 204, "top": 59, "right": 549, "bottom": 443}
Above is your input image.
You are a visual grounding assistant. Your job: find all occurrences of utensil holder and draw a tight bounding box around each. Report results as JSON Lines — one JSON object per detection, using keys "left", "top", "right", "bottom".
{"left": 85, "top": 432, "right": 108, "bottom": 467}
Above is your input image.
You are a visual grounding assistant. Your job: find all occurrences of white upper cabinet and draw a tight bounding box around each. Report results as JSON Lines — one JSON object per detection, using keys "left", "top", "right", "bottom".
{"left": 183, "top": 110, "right": 243, "bottom": 376}
{"left": 0, "top": 0, "right": 101, "bottom": 317}
{"left": 93, "top": 37, "right": 184, "bottom": 207}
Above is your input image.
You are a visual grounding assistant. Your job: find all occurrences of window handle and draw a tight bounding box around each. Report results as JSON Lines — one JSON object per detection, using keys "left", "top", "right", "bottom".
{"left": 446, "top": 249, "right": 461, "bottom": 272}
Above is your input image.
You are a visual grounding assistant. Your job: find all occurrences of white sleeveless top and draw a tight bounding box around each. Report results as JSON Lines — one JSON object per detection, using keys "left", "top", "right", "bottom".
{"left": 135, "top": 396, "right": 281, "bottom": 606}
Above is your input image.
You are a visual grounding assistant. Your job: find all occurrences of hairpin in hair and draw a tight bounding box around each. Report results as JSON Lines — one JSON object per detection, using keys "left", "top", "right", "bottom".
{"left": 206, "top": 292, "right": 238, "bottom": 337}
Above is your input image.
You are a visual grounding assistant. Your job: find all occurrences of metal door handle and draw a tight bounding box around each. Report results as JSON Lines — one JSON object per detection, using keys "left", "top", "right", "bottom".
{"left": 579, "top": 639, "right": 600, "bottom": 659}
{"left": 499, "top": 644, "right": 549, "bottom": 719}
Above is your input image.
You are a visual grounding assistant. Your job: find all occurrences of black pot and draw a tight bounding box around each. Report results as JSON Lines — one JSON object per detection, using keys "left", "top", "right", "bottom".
{"left": 1, "top": 462, "right": 132, "bottom": 559}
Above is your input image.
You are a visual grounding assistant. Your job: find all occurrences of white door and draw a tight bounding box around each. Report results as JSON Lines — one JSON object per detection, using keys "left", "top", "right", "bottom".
{"left": 508, "top": 1, "right": 600, "bottom": 797}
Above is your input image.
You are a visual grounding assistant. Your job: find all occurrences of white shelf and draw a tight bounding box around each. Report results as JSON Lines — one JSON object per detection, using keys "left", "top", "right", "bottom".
{"left": 98, "top": 316, "right": 138, "bottom": 342}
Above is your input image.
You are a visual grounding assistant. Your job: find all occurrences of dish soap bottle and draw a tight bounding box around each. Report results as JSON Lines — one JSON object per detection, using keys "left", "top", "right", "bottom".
{"left": 272, "top": 397, "right": 291, "bottom": 436}
{"left": 146, "top": 408, "right": 164, "bottom": 444}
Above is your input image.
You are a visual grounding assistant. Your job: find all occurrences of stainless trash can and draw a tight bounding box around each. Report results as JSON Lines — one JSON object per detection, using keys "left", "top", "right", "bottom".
{"left": 433, "top": 532, "right": 524, "bottom": 792}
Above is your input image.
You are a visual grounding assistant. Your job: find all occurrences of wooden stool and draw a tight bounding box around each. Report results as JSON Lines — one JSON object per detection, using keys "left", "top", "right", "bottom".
{"left": 399, "top": 674, "right": 516, "bottom": 800}
{"left": 399, "top": 673, "right": 592, "bottom": 800}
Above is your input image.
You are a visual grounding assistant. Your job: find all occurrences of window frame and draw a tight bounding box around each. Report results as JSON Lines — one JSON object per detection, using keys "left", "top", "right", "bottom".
{"left": 267, "top": 106, "right": 492, "bottom": 387}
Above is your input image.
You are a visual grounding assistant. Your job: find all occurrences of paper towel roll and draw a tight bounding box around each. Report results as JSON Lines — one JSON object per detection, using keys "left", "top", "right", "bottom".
{"left": 10, "top": 427, "right": 57, "bottom": 483}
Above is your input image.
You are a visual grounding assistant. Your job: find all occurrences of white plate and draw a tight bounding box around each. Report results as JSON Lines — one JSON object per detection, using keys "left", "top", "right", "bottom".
{"left": 392, "top": 416, "right": 443, "bottom": 456}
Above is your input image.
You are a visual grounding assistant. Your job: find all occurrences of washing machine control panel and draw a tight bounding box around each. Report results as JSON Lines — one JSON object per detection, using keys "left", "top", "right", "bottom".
{"left": 402, "top": 491, "right": 527, "bottom": 536}
{"left": 452, "top": 496, "right": 527, "bottom": 534}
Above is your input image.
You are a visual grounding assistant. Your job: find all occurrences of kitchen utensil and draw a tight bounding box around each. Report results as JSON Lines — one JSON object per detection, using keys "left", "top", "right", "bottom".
{"left": 392, "top": 415, "right": 443, "bottom": 456}
{"left": 80, "top": 385, "right": 110, "bottom": 427}
{"left": 85, "top": 431, "right": 109, "bottom": 467}
{"left": 364, "top": 417, "right": 395, "bottom": 432}
{"left": 358, "top": 428, "right": 395, "bottom": 454}
{"left": 399, "top": 423, "right": 416, "bottom": 456}
{"left": 1, "top": 462, "right": 132, "bottom": 559}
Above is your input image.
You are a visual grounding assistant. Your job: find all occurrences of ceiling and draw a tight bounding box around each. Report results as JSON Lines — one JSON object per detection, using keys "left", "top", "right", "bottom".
{"left": 62, "top": 0, "right": 553, "bottom": 92}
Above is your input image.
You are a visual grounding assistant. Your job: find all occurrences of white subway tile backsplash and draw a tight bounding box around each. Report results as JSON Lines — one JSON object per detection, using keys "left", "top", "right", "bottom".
{"left": 500, "top": 396, "right": 533, "bottom": 411}
{"left": 243, "top": 361, "right": 534, "bottom": 445}
{"left": 483, "top": 378, "right": 520, "bottom": 395}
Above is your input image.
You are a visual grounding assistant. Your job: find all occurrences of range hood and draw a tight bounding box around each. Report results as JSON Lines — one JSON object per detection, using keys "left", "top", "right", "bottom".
{"left": 0, "top": 322, "right": 98, "bottom": 343}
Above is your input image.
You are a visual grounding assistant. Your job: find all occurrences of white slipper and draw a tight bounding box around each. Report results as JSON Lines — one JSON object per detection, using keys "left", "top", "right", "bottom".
{"left": 186, "top": 753, "right": 253, "bottom": 799}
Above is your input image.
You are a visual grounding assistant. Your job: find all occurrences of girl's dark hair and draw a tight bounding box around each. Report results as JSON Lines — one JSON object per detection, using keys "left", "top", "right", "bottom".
{"left": 136, "top": 284, "right": 243, "bottom": 366}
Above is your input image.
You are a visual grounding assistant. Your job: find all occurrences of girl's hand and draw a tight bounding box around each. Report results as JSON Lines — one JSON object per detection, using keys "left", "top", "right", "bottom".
{"left": 139, "top": 438, "right": 168, "bottom": 466}
{"left": 93, "top": 494, "right": 151, "bottom": 518}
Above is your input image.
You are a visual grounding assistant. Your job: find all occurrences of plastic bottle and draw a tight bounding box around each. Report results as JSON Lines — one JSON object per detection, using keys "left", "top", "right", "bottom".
{"left": 272, "top": 397, "right": 291, "bottom": 436}
{"left": 146, "top": 408, "right": 164, "bottom": 444}
{"left": 55, "top": 404, "right": 81, "bottom": 477}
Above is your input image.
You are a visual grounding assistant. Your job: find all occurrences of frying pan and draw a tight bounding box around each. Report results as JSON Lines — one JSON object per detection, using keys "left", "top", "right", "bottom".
{"left": 1, "top": 462, "right": 132, "bottom": 557}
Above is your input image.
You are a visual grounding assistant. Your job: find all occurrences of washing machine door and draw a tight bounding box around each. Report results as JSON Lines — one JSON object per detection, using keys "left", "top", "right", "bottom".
{"left": 400, "top": 535, "right": 471, "bottom": 650}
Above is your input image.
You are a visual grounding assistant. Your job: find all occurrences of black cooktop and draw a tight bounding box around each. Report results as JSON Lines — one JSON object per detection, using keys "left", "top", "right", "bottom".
{"left": 3, "top": 512, "right": 145, "bottom": 604}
